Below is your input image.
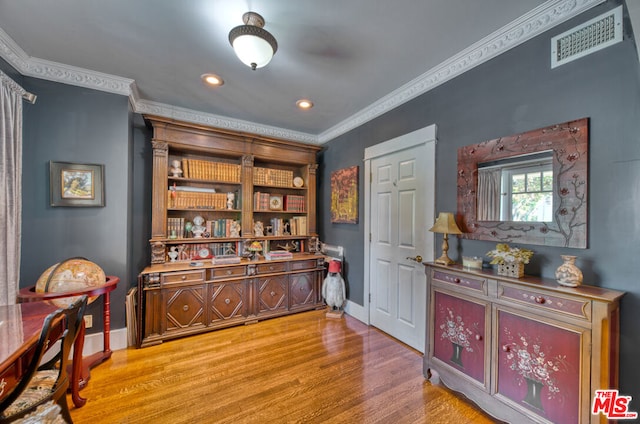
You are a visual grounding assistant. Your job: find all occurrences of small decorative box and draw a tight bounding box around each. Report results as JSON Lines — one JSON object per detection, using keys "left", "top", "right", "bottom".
{"left": 462, "top": 256, "right": 483, "bottom": 270}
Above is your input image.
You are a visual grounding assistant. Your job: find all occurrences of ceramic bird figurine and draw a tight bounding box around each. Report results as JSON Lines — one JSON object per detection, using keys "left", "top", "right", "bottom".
{"left": 322, "top": 260, "right": 346, "bottom": 311}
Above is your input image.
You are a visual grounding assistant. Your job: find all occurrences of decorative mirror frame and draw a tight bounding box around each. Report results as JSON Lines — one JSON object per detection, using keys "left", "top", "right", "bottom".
{"left": 457, "top": 118, "right": 588, "bottom": 248}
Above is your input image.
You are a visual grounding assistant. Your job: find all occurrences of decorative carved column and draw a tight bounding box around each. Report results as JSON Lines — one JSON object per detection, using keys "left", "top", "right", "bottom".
{"left": 151, "top": 141, "right": 169, "bottom": 241}
{"left": 306, "top": 164, "right": 318, "bottom": 235}
{"left": 241, "top": 155, "right": 254, "bottom": 235}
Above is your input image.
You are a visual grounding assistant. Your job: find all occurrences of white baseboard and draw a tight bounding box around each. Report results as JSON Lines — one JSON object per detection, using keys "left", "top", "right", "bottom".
{"left": 82, "top": 328, "right": 129, "bottom": 355}
{"left": 344, "top": 300, "right": 368, "bottom": 324}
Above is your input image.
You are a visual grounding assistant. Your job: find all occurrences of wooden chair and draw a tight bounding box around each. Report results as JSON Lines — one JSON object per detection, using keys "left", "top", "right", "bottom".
{"left": 0, "top": 296, "right": 88, "bottom": 423}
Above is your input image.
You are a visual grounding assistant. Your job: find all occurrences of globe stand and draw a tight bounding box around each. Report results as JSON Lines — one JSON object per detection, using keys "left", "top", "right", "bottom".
{"left": 17, "top": 276, "right": 120, "bottom": 408}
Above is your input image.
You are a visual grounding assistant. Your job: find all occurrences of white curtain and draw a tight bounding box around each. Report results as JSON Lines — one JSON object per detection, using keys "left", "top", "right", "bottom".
{"left": 477, "top": 168, "right": 501, "bottom": 221}
{"left": 0, "top": 70, "right": 24, "bottom": 305}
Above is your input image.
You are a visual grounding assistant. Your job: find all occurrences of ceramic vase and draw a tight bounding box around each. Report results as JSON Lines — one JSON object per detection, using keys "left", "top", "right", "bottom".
{"left": 555, "top": 255, "right": 583, "bottom": 287}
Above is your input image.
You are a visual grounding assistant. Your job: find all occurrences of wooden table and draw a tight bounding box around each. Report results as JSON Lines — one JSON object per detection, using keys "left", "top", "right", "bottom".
{"left": 0, "top": 301, "right": 62, "bottom": 405}
{"left": 17, "top": 276, "right": 119, "bottom": 407}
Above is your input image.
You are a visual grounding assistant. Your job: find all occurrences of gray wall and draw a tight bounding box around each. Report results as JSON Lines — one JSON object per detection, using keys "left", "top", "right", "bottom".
{"left": 319, "top": 0, "right": 640, "bottom": 400}
{"left": 19, "top": 77, "right": 132, "bottom": 333}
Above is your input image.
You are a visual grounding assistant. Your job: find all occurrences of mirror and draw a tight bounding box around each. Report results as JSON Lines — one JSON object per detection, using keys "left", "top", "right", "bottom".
{"left": 457, "top": 118, "right": 588, "bottom": 248}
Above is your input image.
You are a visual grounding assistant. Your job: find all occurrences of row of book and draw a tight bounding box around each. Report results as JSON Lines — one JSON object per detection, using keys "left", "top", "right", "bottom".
{"left": 176, "top": 159, "right": 241, "bottom": 182}
{"left": 283, "top": 195, "right": 305, "bottom": 212}
{"left": 253, "top": 167, "right": 294, "bottom": 187}
{"left": 206, "top": 219, "right": 240, "bottom": 238}
{"left": 253, "top": 192, "right": 306, "bottom": 212}
{"left": 168, "top": 190, "right": 231, "bottom": 209}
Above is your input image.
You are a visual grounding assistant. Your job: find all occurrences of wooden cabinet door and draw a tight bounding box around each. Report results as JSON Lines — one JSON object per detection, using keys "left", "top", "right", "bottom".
{"left": 432, "top": 289, "right": 489, "bottom": 387}
{"left": 289, "top": 271, "right": 316, "bottom": 310}
{"left": 209, "top": 281, "right": 247, "bottom": 324}
{"left": 162, "top": 285, "right": 206, "bottom": 334}
{"left": 256, "top": 275, "right": 288, "bottom": 315}
{"left": 495, "top": 308, "right": 588, "bottom": 424}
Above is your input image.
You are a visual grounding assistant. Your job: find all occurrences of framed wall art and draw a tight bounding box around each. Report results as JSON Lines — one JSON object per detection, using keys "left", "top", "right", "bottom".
{"left": 50, "top": 161, "right": 105, "bottom": 207}
{"left": 330, "top": 165, "right": 358, "bottom": 224}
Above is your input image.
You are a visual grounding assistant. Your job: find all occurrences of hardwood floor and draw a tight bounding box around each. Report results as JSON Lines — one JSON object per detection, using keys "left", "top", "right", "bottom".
{"left": 69, "top": 310, "right": 497, "bottom": 423}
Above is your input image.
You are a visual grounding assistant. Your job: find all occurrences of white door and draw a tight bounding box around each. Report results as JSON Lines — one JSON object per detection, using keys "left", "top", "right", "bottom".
{"left": 366, "top": 127, "right": 435, "bottom": 352}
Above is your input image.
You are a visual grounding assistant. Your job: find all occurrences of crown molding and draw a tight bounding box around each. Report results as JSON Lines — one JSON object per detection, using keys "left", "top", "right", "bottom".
{"left": 316, "top": 0, "right": 605, "bottom": 143}
{"left": 0, "top": 0, "right": 604, "bottom": 145}
{"left": 133, "top": 99, "right": 319, "bottom": 145}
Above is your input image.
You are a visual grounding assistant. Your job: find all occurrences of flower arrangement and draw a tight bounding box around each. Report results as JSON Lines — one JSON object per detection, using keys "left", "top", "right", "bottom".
{"left": 502, "top": 327, "right": 568, "bottom": 400}
{"left": 439, "top": 307, "right": 475, "bottom": 353}
{"left": 486, "top": 243, "right": 534, "bottom": 265}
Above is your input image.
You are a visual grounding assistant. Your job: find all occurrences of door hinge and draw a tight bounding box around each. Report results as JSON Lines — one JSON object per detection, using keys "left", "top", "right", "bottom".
{"left": 369, "top": 293, "right": 371, "bottom": 303}
{"left": 369, "top": 233, "right": 372, "bottom": 242}
{"left": 370, "top": 172, "right": 372, "bottom": 183}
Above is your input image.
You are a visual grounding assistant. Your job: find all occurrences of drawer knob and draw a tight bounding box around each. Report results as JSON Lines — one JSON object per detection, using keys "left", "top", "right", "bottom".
{"left": 453, "top": 278, "right": 461, "bottom": 284}
{"left": 535, "top": 296, "right": 546, "bottom": 304}
{"left": 475, "top": 334, "right": 482, "bottom": 341}
{"left": 181, "top": 275, "right": 187, "bottom": 280}
{"left": 225, "top": 298, "right": 231, "bottom": 305}
{"left": 502, "top": 345, "right": 510, "bottom": 352}
{"left": 182, "top": 305, "right": 189, "bottom": 311}
{"left": 226, "top": 270, "right": 232, "bottom": 275}
{"left": 270, "top": 291, "right": 276, "bottom": 297}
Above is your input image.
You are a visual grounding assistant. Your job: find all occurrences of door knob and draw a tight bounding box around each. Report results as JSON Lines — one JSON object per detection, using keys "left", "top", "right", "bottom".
{"left": 406, "top": 255, "right": 423, "bottom": 263}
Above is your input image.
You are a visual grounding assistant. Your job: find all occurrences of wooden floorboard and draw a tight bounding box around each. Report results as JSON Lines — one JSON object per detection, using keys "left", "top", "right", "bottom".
{"left": 69, "top": 310, "right": 498, "bottom": 423}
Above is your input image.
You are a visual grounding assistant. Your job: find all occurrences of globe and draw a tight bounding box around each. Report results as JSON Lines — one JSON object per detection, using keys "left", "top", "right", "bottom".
{"left": 36, "top": 258, "right": 106, "bottom": 304}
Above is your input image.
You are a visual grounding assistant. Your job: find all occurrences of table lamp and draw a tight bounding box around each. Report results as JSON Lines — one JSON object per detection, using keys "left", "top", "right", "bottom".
{"left": 248, "top": 241, "right": 263, "bottom": 261}
{"left": 429, "top": 212, "right": 462, "bottom": 266}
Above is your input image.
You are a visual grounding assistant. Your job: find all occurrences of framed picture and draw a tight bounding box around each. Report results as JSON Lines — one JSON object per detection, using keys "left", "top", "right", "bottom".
{"left": 331, "top": 165, "right": 358, "bottom": 224}
{"left": 50, "top": 161, "right": 105, "bottom": 207}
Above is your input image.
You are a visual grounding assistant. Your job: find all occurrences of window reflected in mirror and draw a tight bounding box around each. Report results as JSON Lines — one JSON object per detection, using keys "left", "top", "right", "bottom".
{"left": 478, "top": 151, "right": 553, "bottom": 222}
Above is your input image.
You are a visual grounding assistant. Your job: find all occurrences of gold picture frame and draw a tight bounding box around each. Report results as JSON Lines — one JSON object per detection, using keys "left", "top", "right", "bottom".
{"left": 50, "top": 161, "right": 105, "bottom": 207}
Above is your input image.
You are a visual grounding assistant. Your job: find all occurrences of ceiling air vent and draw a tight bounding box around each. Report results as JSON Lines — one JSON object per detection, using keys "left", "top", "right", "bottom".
{"left": 551, "top": 5, "right": 622, "bottom": 68}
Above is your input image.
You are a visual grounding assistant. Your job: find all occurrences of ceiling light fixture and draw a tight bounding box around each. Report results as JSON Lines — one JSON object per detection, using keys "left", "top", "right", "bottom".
{"left": 201, "top": 73, "right": 224, "bottom": 86}
{"left": 229, "top": 12, "right": 278, "bottom": 70}
{"left": 296, "top": 99, "right": 314, "bottom": 110}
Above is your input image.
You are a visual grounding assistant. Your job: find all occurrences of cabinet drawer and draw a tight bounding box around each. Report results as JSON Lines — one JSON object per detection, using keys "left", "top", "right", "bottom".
{"left": 256, "top": 262, "right": 287, "bottom": 274}
{"left": 498, "top": 282, "right": 591, "bottom": 321}
{"left": 210, "top": 266, "right": 247, "bottom": 280}
{"left": 290, "top": 259, "right": 319, "bottom": 271}
{"left": 432, "top": 270, "right": 486, "bottom": 293}
{"left": 161, "top": 270, "right": 205, "bottom": 286}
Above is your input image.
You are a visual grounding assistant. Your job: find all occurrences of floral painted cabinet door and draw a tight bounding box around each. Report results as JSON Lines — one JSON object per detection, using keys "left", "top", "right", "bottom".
{"left": 432, "top": 290, "right": 488, "bottom": 387}
{"left": 496, "top": 308, "right": 586, "bottom": 424}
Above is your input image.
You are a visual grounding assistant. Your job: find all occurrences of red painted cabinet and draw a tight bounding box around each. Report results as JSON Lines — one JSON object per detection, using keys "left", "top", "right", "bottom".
{"left": 424, "top": 264, "right": 624, "bottom": 424}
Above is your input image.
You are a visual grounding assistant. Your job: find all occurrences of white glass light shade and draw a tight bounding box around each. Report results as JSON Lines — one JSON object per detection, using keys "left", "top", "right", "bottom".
{"left": 229, "top": 12, "right": 277, "bottom": 70}
{"left": 231, "top": 34, "right": 275, "bottom": 69}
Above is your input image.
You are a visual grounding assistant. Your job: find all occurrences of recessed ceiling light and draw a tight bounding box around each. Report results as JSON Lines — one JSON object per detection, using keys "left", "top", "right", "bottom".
{"left": 201, "top": 73, "right": 224, "bottom": 87}
{"left": 296, "top": 99, "right": 314, "bottom": 110}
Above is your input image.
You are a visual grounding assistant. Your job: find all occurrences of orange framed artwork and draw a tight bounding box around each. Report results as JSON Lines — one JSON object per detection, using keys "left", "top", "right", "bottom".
{"left": 330, "top": 166, "right": 358, "bottom": 224}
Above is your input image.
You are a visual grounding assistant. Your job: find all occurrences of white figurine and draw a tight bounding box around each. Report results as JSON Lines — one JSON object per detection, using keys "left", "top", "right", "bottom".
{"left": 170, "top": 159, "right": 183, "bottom": 177}
{"left": 226, "top": 192, "right": 235, "bottom": 210}
{"left": 168, "top": 246, "right": 179, "bottom": 262}
{"left": 322, "top": 260, "right": 346, "bottom": 312}
{"left": 253, "top": 221, "right": 264, "bottom": 237}
{"left": 192, "top": 215, "right": 206, "bottom": 238}
{"left": 230, "top": 220, "right": 241, "bottom": 237}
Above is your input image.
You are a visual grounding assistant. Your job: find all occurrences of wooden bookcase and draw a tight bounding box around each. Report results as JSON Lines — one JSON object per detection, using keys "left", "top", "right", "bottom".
{"left": 423, "top": 263, "right": 624, "bottom": 424}
{"left": 137, "top": 115, "right": 324, "bottom": 347}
